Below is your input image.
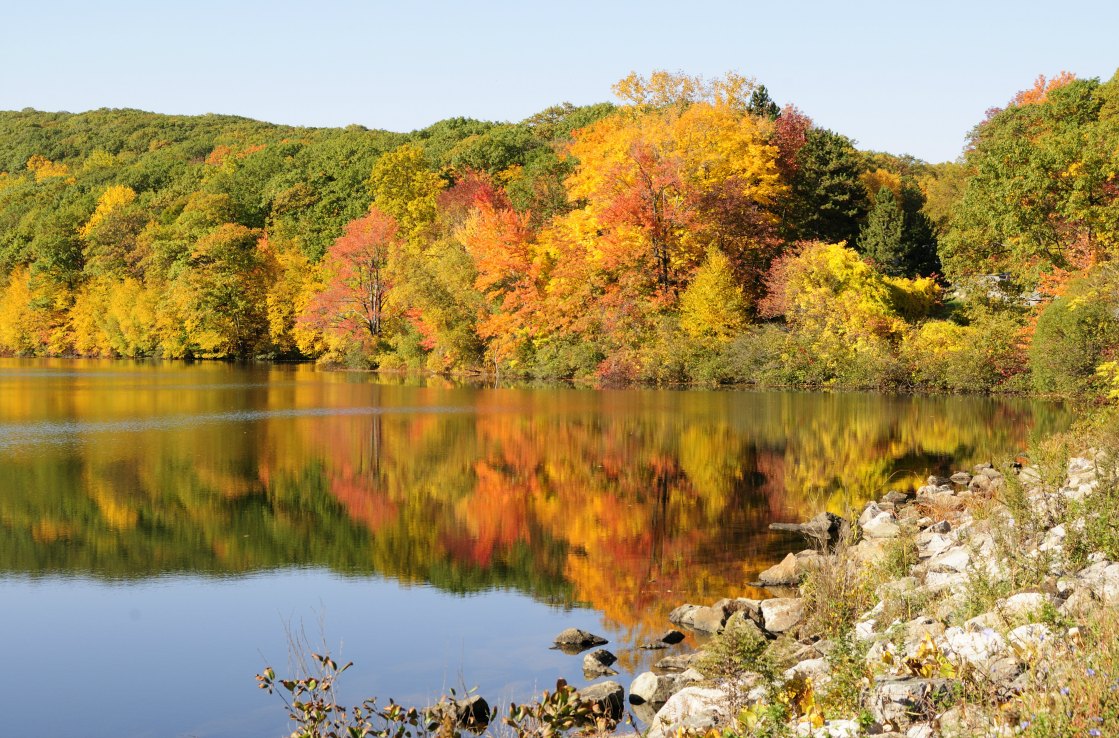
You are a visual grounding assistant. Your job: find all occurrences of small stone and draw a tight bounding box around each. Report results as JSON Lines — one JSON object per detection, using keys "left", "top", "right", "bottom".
{"left": 583, "top": 649, "right": 618, "bottom": 676}
{"left": 999, "top": 592, "right": 1051, "bottom": 618}
{"left": 862, "top": 511, "right": 901, "bottom": 539}
{"left": 949, "top": 472, "right": 972, "bottom": 486}
{"left": 1007, "top": 623, "right": 1054, "bottom": 659}
{"left": 639, "top": 631, "right": 684, "bottom": 649}
{"left": 655, "top": 652, "right": 701, "bottom": 672}
{"left": 884, "top": 490, "right": 910, "bottom": 504}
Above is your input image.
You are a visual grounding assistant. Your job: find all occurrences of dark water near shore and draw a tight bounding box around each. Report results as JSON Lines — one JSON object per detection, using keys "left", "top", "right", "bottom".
{"left": 0, "top": 359, "right": 1070, "bottom": 737}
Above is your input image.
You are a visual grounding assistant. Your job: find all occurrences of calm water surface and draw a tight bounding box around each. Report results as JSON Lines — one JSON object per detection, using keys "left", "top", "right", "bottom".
{"left": 0, "top": 360, "right": 1070, "bottom": 737}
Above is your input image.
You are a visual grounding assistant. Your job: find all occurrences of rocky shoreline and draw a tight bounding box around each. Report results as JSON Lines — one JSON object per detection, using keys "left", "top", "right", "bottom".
{"left": 550, "top": 454, "right": 1118, "bottom": 737}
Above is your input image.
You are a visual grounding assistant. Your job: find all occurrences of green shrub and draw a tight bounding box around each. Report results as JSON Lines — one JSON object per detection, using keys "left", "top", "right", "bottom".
{"left": 1031, "top": 266, "right": 1119, "bottom": 396}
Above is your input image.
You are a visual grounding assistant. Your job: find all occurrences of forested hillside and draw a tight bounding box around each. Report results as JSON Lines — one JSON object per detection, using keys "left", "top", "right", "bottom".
{"left": 1, "top": 70, "right": 1117, "bottom": 394}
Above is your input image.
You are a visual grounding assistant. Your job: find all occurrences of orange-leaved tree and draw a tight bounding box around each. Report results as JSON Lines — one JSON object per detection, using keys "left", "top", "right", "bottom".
{"left": 564, "top": 76, "right": 784, "bottom": 300}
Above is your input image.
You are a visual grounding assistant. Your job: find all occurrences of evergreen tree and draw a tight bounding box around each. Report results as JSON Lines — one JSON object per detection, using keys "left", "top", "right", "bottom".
{"left": 897, "top": 182, "right": 940, "bottom": 276}
{"left": 784, "top": 128, "right": 868, "bottom": 245}
{"left": 860, "top": 187, "right": 906, "bottom": 275}
{"left": 747, "top": 85, "right": 780, "bottom": 120}
{"left": 859, "top": 185, "right": 941, "bottom": 277}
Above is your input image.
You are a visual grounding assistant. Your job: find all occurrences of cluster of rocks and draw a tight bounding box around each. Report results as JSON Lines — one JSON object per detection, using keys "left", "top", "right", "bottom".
{"left": 633, "top": 454, "right": 1115, "bottom": 738}
{"left": 549, "top": 626, "right": 696, "bottom": 722}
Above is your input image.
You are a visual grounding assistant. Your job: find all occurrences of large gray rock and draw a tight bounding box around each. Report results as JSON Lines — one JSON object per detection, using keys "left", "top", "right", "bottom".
{"left": 644, "top": 686, "right": 730, "bottom": 738}
{"left": 916, "top": 532, "right": 954, "bottom": 559}
{"left": 667, "top": 604, "right": 700, "bottom": 625}
{"left": 553, "top": 628, "right": 607, "bottom": 652}
{"left": 725, "top": 597, "right": 763, "bottom": 624}
{"left": 629, "top": 672, "right": 681, "bottom": 706}
{"left": 1078, "top": 561, "right": 1119, "bottom": 604}
{"left": 758, "top": 552, "right": 800, "bottom": 585}
{"left": 635, "top": 670, "right": 703, "bottom": 709}
{"left": 688, "top": 604, "right": 730, "bottom": 634}
{"left": 576, "top": 680, "right": 625, "bottom": 721}
{"left": 783, "top": 657, "right": 830, "bottom": 686}
{"left": 760, "top": 597, "right": 804, "bottom": 633}
{"left": 869, "top": 677, "right": 953, "bottom": 728}
{"left": 942, "top": 626, "right": 1007, "bottom": 666}
{"left": 927, "top": 546, "right": 970, "bottom": 573}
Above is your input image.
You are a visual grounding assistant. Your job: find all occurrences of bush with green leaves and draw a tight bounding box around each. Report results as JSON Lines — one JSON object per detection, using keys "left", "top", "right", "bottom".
{"left": 1031, "top": 266, "right": 1119, "bottom": 397}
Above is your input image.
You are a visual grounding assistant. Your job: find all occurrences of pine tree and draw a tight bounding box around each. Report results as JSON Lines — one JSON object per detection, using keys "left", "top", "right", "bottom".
{"left": 859, "top": 187, "right": 906, "bottom": 276}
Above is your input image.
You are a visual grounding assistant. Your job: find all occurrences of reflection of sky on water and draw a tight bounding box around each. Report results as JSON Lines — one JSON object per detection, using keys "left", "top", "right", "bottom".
{"left": 0, "top": 405, "right": 477, "bottom": 450}
{"left": 0, "top": 359, "right": 1071, "bottom": 738}
{"left": 0, "top": 571, "right": 625, "bottom": 738}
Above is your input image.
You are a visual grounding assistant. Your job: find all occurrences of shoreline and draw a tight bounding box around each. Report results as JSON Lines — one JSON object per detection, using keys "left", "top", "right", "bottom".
{"left": 602, "top": 450, "right": 1118, "bottom": 737}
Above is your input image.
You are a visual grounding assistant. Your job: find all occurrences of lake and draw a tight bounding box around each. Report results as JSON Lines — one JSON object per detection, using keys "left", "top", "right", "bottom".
{"left": 0, "top": 359, "right": 1070, "bottom": 737}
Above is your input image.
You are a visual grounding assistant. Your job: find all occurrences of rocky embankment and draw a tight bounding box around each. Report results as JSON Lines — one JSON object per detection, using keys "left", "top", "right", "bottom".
{"left": 561, "top": 455, "right": 1116, "bottom": 737}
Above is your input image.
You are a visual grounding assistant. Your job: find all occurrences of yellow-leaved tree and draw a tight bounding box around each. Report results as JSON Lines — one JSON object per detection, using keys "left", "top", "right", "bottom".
{"left": 679, "top": 246, "right": 748, "bottom": 342}
{"left": 773, "top": 242, "right": 939, "bottom": 386}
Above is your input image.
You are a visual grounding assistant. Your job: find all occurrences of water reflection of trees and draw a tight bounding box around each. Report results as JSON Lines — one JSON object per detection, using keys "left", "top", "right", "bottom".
{"left": 0, "top": 364, "right": 1069, "bottom": 637}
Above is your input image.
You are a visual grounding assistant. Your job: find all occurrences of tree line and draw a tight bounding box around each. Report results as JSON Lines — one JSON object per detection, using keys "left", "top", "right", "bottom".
{"left": 1, "top": 69, "right": 1117, "bottom": 394}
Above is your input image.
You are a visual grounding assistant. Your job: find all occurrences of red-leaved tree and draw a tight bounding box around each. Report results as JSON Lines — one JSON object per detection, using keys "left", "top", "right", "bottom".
{"left": 301, "top": 208, "right": 402, "bottom": 350}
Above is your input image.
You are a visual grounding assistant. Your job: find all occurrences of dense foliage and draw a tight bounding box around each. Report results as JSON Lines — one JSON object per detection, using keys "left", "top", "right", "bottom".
{"left": 3, "top": 68, "right": 1119, "bottom": 396}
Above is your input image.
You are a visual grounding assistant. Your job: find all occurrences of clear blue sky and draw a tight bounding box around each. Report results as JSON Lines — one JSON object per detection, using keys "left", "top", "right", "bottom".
{"left": 2, "top": 0, "right": 1116, "bottom": 163}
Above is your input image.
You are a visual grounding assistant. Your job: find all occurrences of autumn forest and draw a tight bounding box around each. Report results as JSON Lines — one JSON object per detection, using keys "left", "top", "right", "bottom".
{"left": 2, "top": 70, "right": 1118, "bottom": 395}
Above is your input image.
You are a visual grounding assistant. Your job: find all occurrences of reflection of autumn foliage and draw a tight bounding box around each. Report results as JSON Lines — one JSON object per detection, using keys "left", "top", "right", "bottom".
{"left": 0, "top": 363, "right": 1071, "bottom": 645}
